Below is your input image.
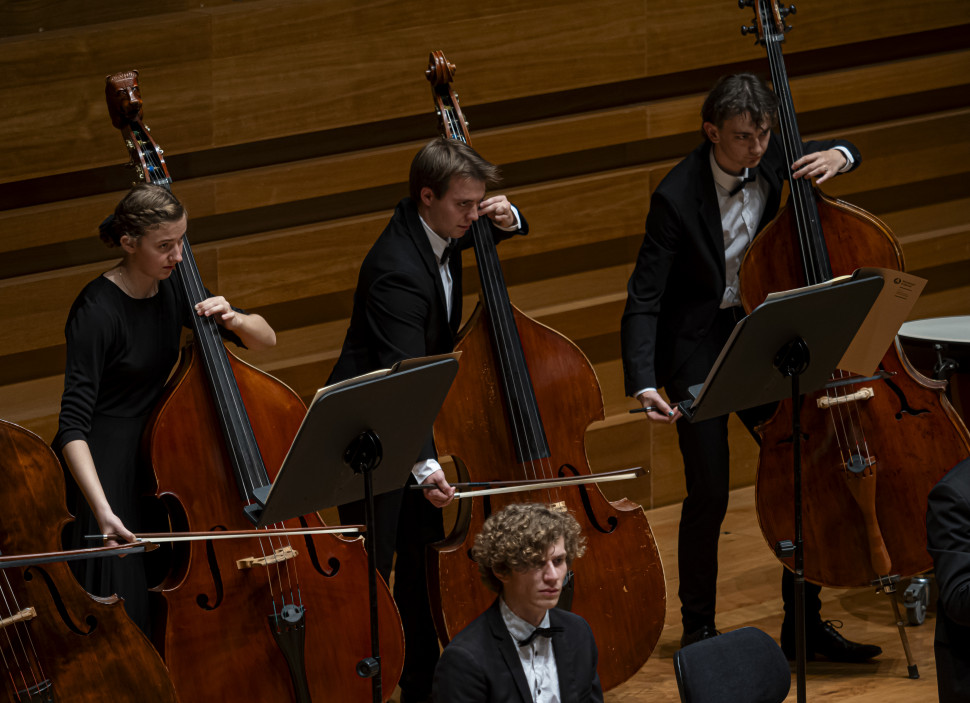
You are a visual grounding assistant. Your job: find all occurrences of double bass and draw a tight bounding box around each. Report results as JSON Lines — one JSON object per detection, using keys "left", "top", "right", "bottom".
{"left": 104, "top": 70, "right": 405, "bottom": 701}
{"left": 735, "top": 3, "right": 970, "bottom": 591}
{"left": 0, "top": 419, "right": 180, "bottom": 702}
{"left": 423, "top": 52, "right": 666, "bottom": 691}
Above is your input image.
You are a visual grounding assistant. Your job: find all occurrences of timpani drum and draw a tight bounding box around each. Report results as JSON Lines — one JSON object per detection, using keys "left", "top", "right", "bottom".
{"left": 898, "top": 316, "right": 970, "bottom": 424}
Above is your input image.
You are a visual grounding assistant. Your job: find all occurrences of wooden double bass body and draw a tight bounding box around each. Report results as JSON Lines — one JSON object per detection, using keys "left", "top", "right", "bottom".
{"left": 104, "top": 71, "right": 404, "bottom": 701}
{"left": 423, "top": 53, "right": 666, "bottom": 691}
{"left": 737, "top": 2, "right": 970, "bottom": 588}
{"left": 0, "top": 419, "right": 179, "bottom": 702}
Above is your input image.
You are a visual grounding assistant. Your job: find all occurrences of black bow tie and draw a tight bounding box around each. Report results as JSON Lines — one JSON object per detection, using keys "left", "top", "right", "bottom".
{"left": 517, "top": 625, "right": 564, "bottom": 647}
{"left": 727, "top": 167, "right": 758, "bottom": 196}
{"left": 440, "top": 238, "right": 459, "bottom": 264}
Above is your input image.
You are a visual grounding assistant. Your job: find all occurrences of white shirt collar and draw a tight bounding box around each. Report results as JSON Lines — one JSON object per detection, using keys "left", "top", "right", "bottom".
{"left": 500, "top": 597, "right": 551, "bottom": 642}
{"left": 709, "top": 147, "right": 752, "bottom": 195}
{"left": 419, "top": 214, "right": 452, "bottom": 263}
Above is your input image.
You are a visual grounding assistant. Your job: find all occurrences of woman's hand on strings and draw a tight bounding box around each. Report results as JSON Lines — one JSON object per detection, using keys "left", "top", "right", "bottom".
{"left": 195, "top": 296, "right": 277, "bottom": 350}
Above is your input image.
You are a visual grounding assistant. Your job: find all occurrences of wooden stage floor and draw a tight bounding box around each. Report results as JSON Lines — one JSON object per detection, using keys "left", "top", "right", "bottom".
{"left": 390, "top": 483, "right": 939, "bottom": 702}
{"left": 607, "top": 484, "right": 940, "bottom": 702}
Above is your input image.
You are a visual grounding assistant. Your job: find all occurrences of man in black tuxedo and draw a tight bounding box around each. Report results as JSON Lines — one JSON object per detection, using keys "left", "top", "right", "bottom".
{"left": 328, "top": 136, "right": 527, "bottom": 703}
{"left": 433, "top": 503, "right": 603, "bottom": 703}
{"left": 620, "top": 73, "right": 880, "bottom": 660}
{"left": 927, "top": 457, "right": 970, "bottom": 702}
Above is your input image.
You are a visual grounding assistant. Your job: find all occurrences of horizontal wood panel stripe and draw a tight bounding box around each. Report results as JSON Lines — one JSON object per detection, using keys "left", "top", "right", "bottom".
{"left": 1, "top": 2, "right": 966, "bottom": 183}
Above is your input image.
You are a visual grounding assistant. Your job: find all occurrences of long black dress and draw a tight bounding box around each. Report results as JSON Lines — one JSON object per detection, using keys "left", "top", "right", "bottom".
{"left": 54, "top": 274, "right": 239, "bottom": 634}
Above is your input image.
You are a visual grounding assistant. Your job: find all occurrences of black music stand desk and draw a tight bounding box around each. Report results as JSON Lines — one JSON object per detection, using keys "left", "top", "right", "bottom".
{"left": 247, "top": 354, "right": 459, "bottom": 703}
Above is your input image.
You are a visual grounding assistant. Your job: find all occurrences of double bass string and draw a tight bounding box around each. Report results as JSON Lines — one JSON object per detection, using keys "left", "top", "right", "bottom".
{"left": 470, "top": 219, "right": 556, "bottom": 497}
{"left": 760, "top": 7, "right": 817, "bottom": 286}
{"left": 136, "top": 129, "right": 301, "bottom": 612}
{"left": 0, "top": 572, "right": 45, "bottom": 699}
{"left": 757, "top": 2, "right": 876, "bottom": 497}
{"left": 441, "top": 105, "right": 557, "bottom": 502}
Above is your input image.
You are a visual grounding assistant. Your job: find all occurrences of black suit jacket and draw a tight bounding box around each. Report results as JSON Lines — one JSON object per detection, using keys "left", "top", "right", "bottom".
{"left": 329, "top": 197, "right": 527, "bottom": 460}
{"left": 927, "top": 457, "right": 970, "bottom": 703}
{"left": 620, "top": 134, "right": 861, "bottom": 396}
{"left": 432, "top": 600, "right": 603, "bottom": 703}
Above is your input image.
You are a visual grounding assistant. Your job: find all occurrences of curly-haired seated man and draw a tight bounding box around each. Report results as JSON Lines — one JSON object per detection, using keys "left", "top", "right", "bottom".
{"left": 432, "top": 503, "right": 603, "bottom": 703}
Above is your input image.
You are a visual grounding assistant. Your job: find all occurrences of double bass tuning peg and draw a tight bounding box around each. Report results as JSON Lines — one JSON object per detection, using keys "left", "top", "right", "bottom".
{"left": 741, "top": 24, "right": 759, "bottom": 36}
{"left": 737, "top": 0, "right": 754, "bottom": 8}
{"left": 779, "top": 4, "right": 797, "bottom": 18}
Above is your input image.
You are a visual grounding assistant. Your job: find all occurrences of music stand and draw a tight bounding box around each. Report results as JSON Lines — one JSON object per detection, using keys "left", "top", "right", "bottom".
{"left": 246, "top": 354, "right": 459, "bottom": 703}
{"left": 678, "top": 275, "right": 883, "bottom": 703}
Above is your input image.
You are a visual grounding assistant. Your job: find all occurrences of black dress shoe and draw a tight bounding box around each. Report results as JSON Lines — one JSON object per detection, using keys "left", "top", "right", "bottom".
{"left": 680, "top": 624, "right": 721, "bottom": 648}
{"left": 781, "top": 619, "right": 882, "bottom": 663}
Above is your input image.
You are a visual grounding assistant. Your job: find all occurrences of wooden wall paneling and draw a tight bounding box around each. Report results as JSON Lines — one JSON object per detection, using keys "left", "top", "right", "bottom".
{"left": 3, "top": 0, "right": 966, "bottom": 186}
{"left": 833, "top": 110, "right": 969, "bottom": 197}
{"left": 0, "top": 375, "right": 65, "bottom": 442}
{"left": 897, "top": 226, "right": 970, "bottom": 273}
{"left": 911, "top": 284, "right": 970, "bottom": 320}
{"left": 644, "top": 0, "right": 970, "bottom": 74}
{"left": 2, "top": 102, "right": 965, "bottom": 278}
{"left": 0, "top": 15, "right": 216, "bottom": 183}
{"left": 187, "top": 0, "right": 647, "bottom": 147}
{"left": 4, "top": 46, "right": 966, "bottom": 258}
{"left": 212, "top": 212, "right": 386, "bottom": 307}
{"left": 785, "top": 52, "right": 970, "bottom": 113}
{"left": 0, "top": 192, "right": 123, "bottom": 254}
{"left": 0, "top": 1, "right": 243, "bottom": 38}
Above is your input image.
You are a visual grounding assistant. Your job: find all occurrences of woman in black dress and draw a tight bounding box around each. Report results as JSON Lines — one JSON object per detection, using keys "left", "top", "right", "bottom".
{"left": 54, "top": 184, "right": 276, "bottom": 633}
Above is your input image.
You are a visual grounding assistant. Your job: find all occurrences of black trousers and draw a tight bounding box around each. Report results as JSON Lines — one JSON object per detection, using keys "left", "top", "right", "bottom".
{"left": 339, "top": 477, "right": 443, "bottom": 701}
{"left": 666, "top": 306, "right": 822, "bottom": 632}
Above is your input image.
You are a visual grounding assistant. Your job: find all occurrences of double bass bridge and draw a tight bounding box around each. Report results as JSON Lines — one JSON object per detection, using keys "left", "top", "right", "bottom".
{"left": 817, "top": 386, "right": 874, "bottom": 409}
{"left": 236, "top": 546, "right": 299, "bottom": 570}
{"left": 0, "top": 606, "right": 36, "bottom": 630}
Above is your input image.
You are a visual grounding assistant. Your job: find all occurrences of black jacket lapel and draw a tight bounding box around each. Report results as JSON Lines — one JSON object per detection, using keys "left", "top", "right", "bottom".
{"left": 486, "top": 601, "right": 533, "bottom": 703}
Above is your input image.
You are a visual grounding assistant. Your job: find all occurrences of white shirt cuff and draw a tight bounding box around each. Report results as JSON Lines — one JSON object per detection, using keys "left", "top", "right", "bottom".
{"left": 833, "top": 146, "right": 854, "bottom": 173}
{"left": 412, "top": 458, "right": 443, "bottom": 484}
{"left": 634, "top": 387, "right": 657, "bottom": 400}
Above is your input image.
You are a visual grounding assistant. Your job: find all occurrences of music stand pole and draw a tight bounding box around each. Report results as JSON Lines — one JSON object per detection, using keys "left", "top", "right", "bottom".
{"left": 344, "top": 430, "right": 385, "bottom": 703}
{"left": 774, "top": 338, "right": 810, "bottom": 703}
{"left": 676, "top": 276, "right": 884, "bottom": 703}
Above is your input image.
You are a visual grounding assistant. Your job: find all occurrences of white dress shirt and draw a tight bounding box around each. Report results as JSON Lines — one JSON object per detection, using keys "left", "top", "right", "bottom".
{"left": 500, "top": 598, "right": 561, "bottom": 703}
{"left": 709, "top": 148, "right": 769, "bottom": 309}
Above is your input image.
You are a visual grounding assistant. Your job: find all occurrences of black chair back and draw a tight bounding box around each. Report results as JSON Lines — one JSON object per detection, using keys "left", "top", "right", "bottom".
{"left": 674, "top": 627, "right": 791, "bottom": 703}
